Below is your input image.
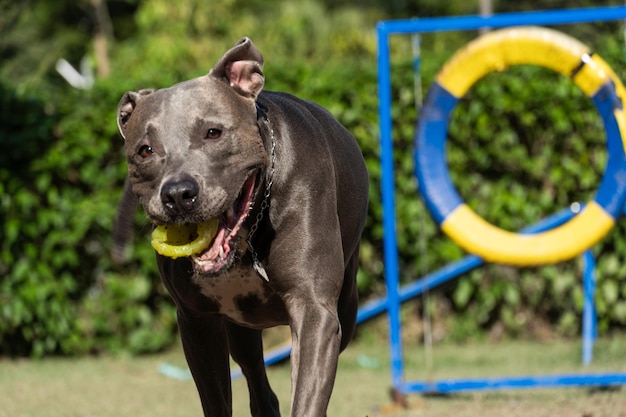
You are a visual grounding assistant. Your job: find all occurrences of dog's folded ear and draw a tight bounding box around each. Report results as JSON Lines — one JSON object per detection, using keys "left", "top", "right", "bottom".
{"left": 210, "top": 37, "right": 265, "bottom": 99}
{"left": 117, "top": 89, "right": 154, "bottom": 139}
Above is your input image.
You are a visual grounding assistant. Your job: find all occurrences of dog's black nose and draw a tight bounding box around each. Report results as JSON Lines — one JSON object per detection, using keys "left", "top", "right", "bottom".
{"left": 160, "top": 178, "right": 200, "bottom": 214}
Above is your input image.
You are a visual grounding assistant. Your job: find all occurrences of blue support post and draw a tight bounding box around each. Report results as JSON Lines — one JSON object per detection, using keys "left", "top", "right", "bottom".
{"left": 377, "top": 22, "right": 405, "bottom": 389}
{"left": 582, "top": 250, "right": 597, "bottom": 366}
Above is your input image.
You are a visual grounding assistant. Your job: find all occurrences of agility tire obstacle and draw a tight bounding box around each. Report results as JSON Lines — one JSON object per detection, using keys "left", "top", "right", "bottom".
{"left": 415, "top": 26, "right": 626, "bottom": 265}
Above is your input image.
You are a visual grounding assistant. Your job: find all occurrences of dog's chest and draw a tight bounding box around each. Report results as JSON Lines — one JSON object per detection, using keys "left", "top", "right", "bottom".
{"left": 195, "top": 265, "right": 286, "bottom": 328}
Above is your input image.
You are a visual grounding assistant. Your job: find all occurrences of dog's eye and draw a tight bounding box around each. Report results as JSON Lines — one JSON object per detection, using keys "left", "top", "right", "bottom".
{"left": 205, "top": 128, "right": 222, "bottom": 140}
{"left": 138, "top": 145, "right": 154, "bottom": 158}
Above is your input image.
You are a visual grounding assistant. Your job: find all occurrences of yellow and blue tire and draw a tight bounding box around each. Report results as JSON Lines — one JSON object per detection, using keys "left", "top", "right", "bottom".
{"left": 415, "top": 26, "right": 626, "bottom": 265}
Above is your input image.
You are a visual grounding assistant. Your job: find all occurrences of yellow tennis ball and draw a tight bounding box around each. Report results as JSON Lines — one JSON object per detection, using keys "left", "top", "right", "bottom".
{"left": 151, "top": 219, "right": 219, "bottom": 259}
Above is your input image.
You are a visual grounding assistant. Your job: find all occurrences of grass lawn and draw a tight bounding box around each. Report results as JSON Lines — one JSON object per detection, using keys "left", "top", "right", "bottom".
{"left": 1, "top": 321, "right": 625, "bottom": 417}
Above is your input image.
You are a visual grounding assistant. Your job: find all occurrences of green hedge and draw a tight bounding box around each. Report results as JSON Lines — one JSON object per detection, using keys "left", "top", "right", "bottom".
{"left": 0, "top": 79, "right": 178, "bottom": 356}
{"left": 2, "top": 1, "right": 626, "bottom": 356}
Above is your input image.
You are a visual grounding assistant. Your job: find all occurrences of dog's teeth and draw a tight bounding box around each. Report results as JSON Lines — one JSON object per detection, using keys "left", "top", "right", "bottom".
{"left": 219, "top": 246, "right": 224, "bottom": 259}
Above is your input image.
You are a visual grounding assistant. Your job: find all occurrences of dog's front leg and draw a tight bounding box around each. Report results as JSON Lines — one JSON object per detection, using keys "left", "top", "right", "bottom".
{"left": 178, "top": 308, "right": 232, "bottom": 417}
{"left": 287, "top": 301, "right": 342, "bottom": 417}
{"left": 226, "top": 324, "right": 281, "bottom": 417}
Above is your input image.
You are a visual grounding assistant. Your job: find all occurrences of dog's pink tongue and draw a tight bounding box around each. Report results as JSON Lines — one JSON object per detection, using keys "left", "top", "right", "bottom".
{"left": 199, "top": 228, "right": 228, "bottom": 261}
{"left": 200, "top": 203, "right": 239, "bottom": 261}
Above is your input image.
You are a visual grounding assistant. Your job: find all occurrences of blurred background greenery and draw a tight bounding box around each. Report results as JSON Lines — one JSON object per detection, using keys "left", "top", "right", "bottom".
{"left": 2, "top": 0, "right": 626, "bottom": 357}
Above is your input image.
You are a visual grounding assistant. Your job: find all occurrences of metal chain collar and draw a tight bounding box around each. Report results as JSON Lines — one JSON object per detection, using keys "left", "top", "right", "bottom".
{"left": 247, "top": 118, "right": 276, "bottom": 282}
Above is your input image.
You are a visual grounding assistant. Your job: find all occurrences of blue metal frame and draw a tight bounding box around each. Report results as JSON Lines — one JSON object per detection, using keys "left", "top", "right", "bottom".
{"left": 377, "top": 6, "right": 626, "bottom": 395}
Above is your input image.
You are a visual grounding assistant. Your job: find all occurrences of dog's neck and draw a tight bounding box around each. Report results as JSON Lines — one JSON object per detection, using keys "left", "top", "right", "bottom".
{"left": 247, "top": 100, "right": 276, "bottom": 282}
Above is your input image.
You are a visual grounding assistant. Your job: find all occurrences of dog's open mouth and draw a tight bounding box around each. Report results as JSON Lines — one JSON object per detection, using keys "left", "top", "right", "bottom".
{"left": 151, "top": 173, "right": 258, "bottom": 275}
{"left": 191, "top": 174, "right": 257, "bottom": 274}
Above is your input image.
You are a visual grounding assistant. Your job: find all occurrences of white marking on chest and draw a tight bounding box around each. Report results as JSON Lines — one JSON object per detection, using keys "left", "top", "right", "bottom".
{"left": 196, "top": 265, "right": 269, "bottom": 324}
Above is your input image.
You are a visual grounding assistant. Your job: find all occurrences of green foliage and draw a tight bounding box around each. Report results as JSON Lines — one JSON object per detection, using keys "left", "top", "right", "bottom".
{"left": 3, "top": 0, "right": 626, "bottom": 356}
{"left": 0, "top": 77, "right": 175, "bottom": 356}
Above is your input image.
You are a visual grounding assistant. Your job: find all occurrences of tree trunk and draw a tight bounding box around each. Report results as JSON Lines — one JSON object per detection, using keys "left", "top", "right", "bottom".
{"left": 91, "top": 0, "right": 113, "bottom": 78}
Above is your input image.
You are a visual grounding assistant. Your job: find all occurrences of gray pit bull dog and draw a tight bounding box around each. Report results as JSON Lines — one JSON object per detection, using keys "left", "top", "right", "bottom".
{"left": 116, "top": 38, "right": 369, "bottom": 416}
